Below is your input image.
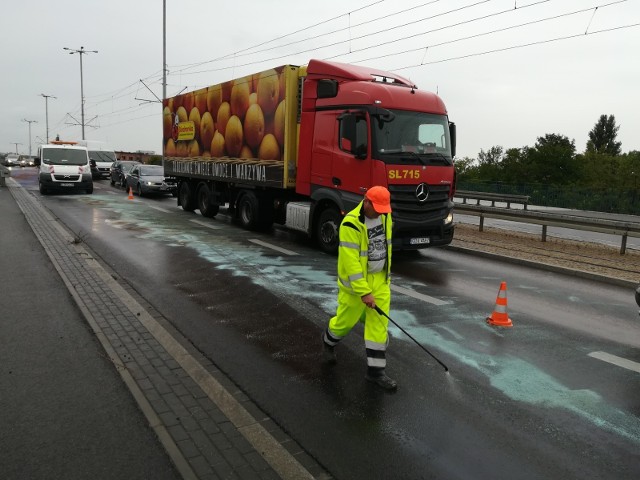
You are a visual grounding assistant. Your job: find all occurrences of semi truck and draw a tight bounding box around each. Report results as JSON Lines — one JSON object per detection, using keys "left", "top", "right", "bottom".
{"left": 162, "top": 59, "right": 456, "bottom": 254}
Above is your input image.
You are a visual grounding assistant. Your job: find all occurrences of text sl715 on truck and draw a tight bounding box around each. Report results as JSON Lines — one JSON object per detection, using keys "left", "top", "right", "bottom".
{"left": 162, "top": 59, "right": 456, "bottom": 254}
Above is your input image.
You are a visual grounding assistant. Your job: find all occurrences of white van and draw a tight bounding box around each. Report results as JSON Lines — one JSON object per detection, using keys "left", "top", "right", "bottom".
{"left": 78, "top": 140, "right": 117, "bottom": 179}
{"left": 35, "top": 142, "right": 93, "bottom": 194}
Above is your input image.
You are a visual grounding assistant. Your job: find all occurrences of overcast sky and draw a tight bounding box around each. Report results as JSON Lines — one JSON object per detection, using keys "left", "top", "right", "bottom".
{"left": 3, "top": 0, "right": 638, "bottom": 160}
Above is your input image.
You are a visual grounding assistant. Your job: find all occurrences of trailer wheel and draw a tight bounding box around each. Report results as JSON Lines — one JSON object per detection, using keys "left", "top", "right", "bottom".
{"left": 237, "top": 191, "right": 260, "bottom": 230}
{"left": 316, "top": 208, "right": 342, "bottom": 255}
{"left": 178, "top": 182, "right": 196, "bottom": 212}
{"left": 197, "top": 183, "right": 219, "bottom": 218}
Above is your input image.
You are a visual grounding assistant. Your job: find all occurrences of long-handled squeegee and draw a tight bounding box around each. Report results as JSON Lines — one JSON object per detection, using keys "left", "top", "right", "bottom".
{"left": 375, "top": 306, "right": 449, "bottom": 372}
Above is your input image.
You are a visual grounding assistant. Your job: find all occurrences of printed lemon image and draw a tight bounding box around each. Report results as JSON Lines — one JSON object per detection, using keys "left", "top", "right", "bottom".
{"left": 163, "top": 66, "right": 287, "bottom": 160}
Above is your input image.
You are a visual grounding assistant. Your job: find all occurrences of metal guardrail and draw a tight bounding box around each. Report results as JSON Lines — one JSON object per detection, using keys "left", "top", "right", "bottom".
{"left": 454, "top": 203, "right": 640, "bottom": 254}
{"left": 456, "top": 190, "right": 530, "bottom": 209}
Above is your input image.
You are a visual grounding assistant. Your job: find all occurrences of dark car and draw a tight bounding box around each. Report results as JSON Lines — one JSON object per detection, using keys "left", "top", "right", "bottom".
{"left": 110, "top": 160, "right": 140, "bottom": 188}
{"left": 124, "top": 164, "right": 177, "bottom": 197}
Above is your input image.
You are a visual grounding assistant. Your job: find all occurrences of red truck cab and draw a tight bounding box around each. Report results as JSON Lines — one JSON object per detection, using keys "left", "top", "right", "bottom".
{"left": 296, "top": 60, "right": 456, "bottom": 251}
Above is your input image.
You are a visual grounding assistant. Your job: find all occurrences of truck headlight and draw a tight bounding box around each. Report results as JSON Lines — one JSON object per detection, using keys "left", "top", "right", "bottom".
{"left": 444, "top": 212, "right": 453, "bottom": 225}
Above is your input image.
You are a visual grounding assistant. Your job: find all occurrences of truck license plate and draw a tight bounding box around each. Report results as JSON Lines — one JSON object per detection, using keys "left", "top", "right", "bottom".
{"left": 410, "top": 237, "right": 430, "bottom": 245}
{"left": 60, "top": 183, "right": 74, "bottom": 187}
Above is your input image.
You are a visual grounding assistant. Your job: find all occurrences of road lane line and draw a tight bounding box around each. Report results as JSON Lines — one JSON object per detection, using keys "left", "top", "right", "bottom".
{"left": 249, "top": 239, "right": 299, "bottom": 256}
{"left": 588, "top": 351, "right": 640, "bottom": 374}
{"left": 190, "top": 219, "right": 221, "bottom": 230}
{"left": 147, "top": 205, "right": 170, "bottom": 213}
{"left": 391, "top": 284, "right": 450, "bottom": 306}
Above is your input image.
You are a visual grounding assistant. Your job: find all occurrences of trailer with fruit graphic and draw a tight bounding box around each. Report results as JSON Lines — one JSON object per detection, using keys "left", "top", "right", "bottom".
{"left": 163, "top": 59, "right": 456, "bottom": 253}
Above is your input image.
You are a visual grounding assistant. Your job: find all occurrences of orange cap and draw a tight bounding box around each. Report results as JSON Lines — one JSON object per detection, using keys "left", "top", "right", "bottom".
{"left": 366, "top": 186, "right": 392, "bottom": 213}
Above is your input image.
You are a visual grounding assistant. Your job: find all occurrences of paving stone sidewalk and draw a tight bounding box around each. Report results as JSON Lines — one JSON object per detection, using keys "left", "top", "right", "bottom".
{"left": 7, "top": 179, "right": 331, "bottom": 480}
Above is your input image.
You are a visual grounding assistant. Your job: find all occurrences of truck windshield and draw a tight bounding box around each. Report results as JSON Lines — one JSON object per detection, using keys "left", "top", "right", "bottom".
{"left": 42, "top": 149, "right": 88, "bottom": 166}
{"left": 373, "top": 110, "right": 452, "bottom": 165}
{"left": 89, "top": 150, "right": 116, "bottom": 163}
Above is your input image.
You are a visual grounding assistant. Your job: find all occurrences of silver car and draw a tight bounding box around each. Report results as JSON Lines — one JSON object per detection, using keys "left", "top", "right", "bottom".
{"left": 124, "top": 164, "right": 177, "bottom": 197}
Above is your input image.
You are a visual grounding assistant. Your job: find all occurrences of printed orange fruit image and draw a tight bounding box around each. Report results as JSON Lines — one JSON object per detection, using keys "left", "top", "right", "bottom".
{"left": 176, "top": 106, "right": 188, "bottom": 124}
{"left": 188, "top": 139, "right": 201, "bottom": 157}
{"left": 230, "top": 77, "right": 251, "bottom": 120}
{"left": 210, "top": 131, "right": 225, "bottom": 157}
{"left": 165, "top": 138, "right": 176, "bottom": 157}
{"left": 257, "top": 69, "right": 279, "bottom": 117}
{"left": 163, "top": 106, "right": 172, "bottom": 139}
{"left": 216, "top": 102, "right": 231, "bottom": 139}
{"left": 274, "top": 100, "right": 285, "bottom": 146}
{"left": 207, "top": 84, "right": 222, "bottom": 116}
{"left": 176, "top": 141, "right": 188, "bottom": 157}
{"left": 258, "top": 134, "right": 280, "bottom": 160}
{"left": 243, "top": 103, "right": 265, "bottom": 150}
{"left": 182, "top": 92, "right": 195, "bottom": 113}
{"left": 225, "top": 115, "right": 244, "bottom": 157}
{"left": 221, "top": 81, "right": 232, "bottom": 103}
{"left": 189, "top": 107, "right": 201, "bottom": 141}
{"left": 200, "top": 112, "right": 215, "bottom": 151}
{"left": 194, "top": 88, "right": 208, "bottom": 114}
{"left": 240, "top": 145, "right": 253, "bottom": 159}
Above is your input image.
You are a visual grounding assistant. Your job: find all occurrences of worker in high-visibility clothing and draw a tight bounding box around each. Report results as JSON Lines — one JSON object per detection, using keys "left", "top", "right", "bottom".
{"left": 322, "top": 186, "right": 396, "bottom": 391}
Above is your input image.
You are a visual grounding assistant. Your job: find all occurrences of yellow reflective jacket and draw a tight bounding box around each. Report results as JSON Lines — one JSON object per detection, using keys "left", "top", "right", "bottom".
{"left": 336, "top": 201, "right": 393, "bottom": 297}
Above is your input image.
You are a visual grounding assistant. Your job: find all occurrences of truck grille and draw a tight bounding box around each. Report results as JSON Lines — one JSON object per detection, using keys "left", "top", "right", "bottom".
{"left": 388, "top": 184, "right": 451, "bottom": 224}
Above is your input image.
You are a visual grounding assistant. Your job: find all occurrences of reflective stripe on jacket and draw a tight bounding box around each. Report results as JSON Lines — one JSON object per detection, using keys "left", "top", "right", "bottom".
{"left": 336, "top": 201, "right": 392, "bottom": 297}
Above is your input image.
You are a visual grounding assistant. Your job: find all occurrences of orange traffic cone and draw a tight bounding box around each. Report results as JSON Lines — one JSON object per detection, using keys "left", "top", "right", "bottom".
{"left": 486, "top": 282, "right": 513, "bottom": 327}
{"left": 128, "top": 186, "right": 134, "bottom": 200}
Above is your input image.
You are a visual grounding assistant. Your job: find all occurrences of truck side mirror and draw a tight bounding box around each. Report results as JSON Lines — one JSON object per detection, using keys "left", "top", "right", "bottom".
{"left": 317, "top": 79, "right": 338, "bottom": 99}
{"left": 449, "top": 122, "right": 456, "bottom": 158}
{"left": 354, "top": 144, "right": 367, "bottom": 160}
{"left": 34, "top": 157, "right": 41, "bottom": 167}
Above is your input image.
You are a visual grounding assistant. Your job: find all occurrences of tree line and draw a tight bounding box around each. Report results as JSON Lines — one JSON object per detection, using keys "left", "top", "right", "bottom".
{"left": 455, "top": 115, "right": 640, "bottom": 214}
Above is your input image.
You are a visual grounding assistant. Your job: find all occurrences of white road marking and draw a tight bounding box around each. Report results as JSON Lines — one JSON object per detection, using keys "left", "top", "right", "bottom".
{"left": 588, "top": 351, "right": 640, "bottom": 374}
{"left": 189, "top": 219, "right": 221, "bottom": 230}
{"left": 391, "top": 284, "right": 450, "bottom": 306}
{"left": 249, "top": 239, "right": 299, "bottom": 256}
{"left": 148, "top": 205, "right": 170, "bottom": 213}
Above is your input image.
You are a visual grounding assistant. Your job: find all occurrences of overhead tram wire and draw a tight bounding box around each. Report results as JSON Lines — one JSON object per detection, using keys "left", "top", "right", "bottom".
{"left": 324, "top": 0, "right": 552, "bottom": 61}
{"left": 336, "top": 0, "right": 625, "bottom": 66}
{"left": 167, "top": 0, "right": 387, "bottom": 72}
{"left": 394, "top": 22, "right": 640, "bottom": 70}
{"left": 169, "top": 0, "right": 493, "bottom": 76}
{"left": 179, "top": 0, "right": 446, "bottom": 65}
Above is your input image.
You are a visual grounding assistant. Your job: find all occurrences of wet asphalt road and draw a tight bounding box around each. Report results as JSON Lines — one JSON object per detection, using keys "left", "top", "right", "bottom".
{"left": 8, "top": 168, "right": 640, "bottom": 479}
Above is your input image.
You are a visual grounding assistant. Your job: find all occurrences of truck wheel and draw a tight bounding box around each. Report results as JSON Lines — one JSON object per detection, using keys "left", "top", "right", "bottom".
{"left": 197, "top": 184, "right": 219, "bottom": 218}
{"left": 238, "top": 192, "right": 260, "bottom": 230}
{"left": 179, "top": 182, "right": 196, "bottom": 212}
{"left": 39, "top": 182, "right": 48, "bottom": 195}
{"left": 86, "top": 185, "right": 94, "bottom": 194}
{"left": 316, "top": 208, "right": 342, "bottom": 255}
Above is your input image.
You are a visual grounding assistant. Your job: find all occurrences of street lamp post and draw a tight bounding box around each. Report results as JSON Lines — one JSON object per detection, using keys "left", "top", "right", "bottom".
{"left": 63, "top": 46, "right": 98, "bottom": 140}
{"left": 22, "top": 119, "right": 37, "bottom": 158}
{"left": 40, "top": 93, "right": 57, "bottom": 143}
{"left": 11, "top": 143, "right": 22, "bottom": 154}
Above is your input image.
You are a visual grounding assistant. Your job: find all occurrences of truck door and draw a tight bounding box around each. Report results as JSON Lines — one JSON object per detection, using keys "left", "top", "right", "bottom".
{"left": 331, "top": 111, "right": 371, "bottom": 195}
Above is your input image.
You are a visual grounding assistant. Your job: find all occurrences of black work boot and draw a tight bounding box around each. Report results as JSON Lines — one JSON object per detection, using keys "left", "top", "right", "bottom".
{"left": 321, "top": 333, "right": 337, "bottom": 365}
{"left": 365, "top": 369, "right": 397, "bottom": 391}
